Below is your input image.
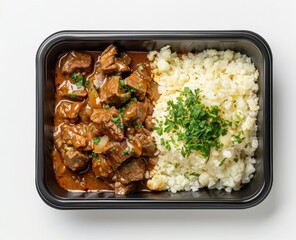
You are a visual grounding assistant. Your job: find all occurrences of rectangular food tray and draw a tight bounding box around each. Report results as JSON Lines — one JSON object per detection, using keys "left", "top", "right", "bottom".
{"left": 36, "top": 30, "right": 273, "bottom": 209}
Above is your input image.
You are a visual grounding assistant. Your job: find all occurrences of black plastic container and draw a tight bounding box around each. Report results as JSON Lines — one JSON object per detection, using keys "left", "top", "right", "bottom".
{"left": 36, "top": 31, "right": 272, "bottom": 209}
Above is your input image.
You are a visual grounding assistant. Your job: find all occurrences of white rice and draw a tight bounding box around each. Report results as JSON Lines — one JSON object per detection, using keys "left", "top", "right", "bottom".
{"left": 147, "top": 46, "right": 259, "bottom": 193}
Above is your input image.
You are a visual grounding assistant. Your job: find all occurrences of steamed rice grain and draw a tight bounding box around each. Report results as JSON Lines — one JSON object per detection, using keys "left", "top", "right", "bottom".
{"left": 147, "top": 46, "right": 259, "bottom": 193}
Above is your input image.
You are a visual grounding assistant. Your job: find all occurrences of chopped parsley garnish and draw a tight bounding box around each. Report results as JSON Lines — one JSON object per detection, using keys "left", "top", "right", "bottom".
{"left": 219, "top": 158, "right": 226, "bottom": 166}
{"left": 190, "top": 172, "right": 200, "bottom": 177}
{"left": 154, "top": 127, "right": 163, "bottom": 136}
{"left": 120, "top": 79, "right": 137, "bottom": 93}
{"left": 84, "top": 79, "right": 90, "bottom": 87}
{"left": 234, "top": 157, "right": 238, "bottom": 163}
{"left": 110, "top": 147, "right": 116, "bottom": 152}
{"left": 120, "top": 79, "right": 125, "bottom": 87}
{"left": 156, "top": 87, "right": 229, "bottom": 158}
{"left": 89, "top": 152, "right": 97, "bottom": 158}
{"left": 130, "top": 87, "right": 137, "bottom": 93}
{"left": 122, "top": 149, "right": 134, "bottom": 155}
{"left": 138, "top": 65, "right": 144, "bottom": 71}
{"left": 71, "top": 92, "right": 77, "bottom": 99}
{"left": 132, "top": 122, "right": 143, "bottom": 128}
{"left": 160, "top": 138, "right": 171, "bottom": 151}
{"left": 231, "top": 131, "right": 245, "bottom": 144}
{"left": 93, "top": 137, "right": 101, "bottom": 144}
{"left": 105, "top": 105, "right": 110, "bottom": 109}
{"left": 111, "top": 116, "right": 124, "bottom": 130}
{"left": 138, "top": 84, "right": 143, "bottom": 89}
{"left": 70, "top": 73, "right": 83, "bottom": 89}
{"left": 174, "top": 163, "right": 180, "bottom": 168}
{"left": 128, "top": 135, "right": 134, "bottom": 140}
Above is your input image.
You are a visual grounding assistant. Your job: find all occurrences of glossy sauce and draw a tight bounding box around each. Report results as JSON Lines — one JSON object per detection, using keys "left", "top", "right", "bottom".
{"left": 53, "top": 51, "right": 157, "bottom": 192}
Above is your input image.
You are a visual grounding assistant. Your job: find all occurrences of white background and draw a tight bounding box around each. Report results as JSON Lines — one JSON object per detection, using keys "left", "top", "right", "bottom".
{"left": 0, "top": 0, "right": 294, "bottom": 239}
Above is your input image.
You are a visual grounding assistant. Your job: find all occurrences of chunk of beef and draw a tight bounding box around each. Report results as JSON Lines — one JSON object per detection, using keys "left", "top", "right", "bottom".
{"left": 57, "top": 80, "right": 88, "bottom": 100}
{"left": 100, "top": 45, "right": 117, "bottom": 72}
{"left": 100, "top": 45, "right": 131, "bottom": 74}
{"left": 57, "top": 101, "right": 84, "bottom": 119}
{"left": 62, "top": 149, "right": 89, "bottom": 172}
{"left": 88, "top": 60, "right": 108, "bottom": 90}
{"left": 115, "top": 53, "right": 132, "bottom": 72}
{"left": 114, "top": 181, "right": 136, "bottom": 195}
{"left": 60, "top": 123, "right": 99, "bottom": 151}
{"left": 146, "top": 98, "right": 154, "bottom": 115}
{"left": 90, "top": 69, "right": 107, "bottom": 90}
{"left": 144, "top": 116, "right": 154, "bottom": 130}
{"left": 146, "top": 80, "right": 160, "bottom": 102}
{"left": 116, "top": 158, "right": 146, "bottom": 184}
{"left": 78, "top": 105, "right": 91, "bottom": 124}
{"left": 61, "top": 125, "right": 87, "bottom": 149}
{"left": 128, "top": 137, "right": 142, "bottom": 157}
{"left": 136, "top": 125, "right": 152, "bottom": 134}
{"left": 100, "top": 76, "right": 131, "bottom": 107}
{"left": 62, "top": 51, "right": 92, "bottom": 74}
{"left": 91, "top": 154, "right": 114, "bottom": 179}
{"left": 122, "top": 101, "right": 148, "bottom": 126}
{"left": 120, "top": 52, "right": 132, "bottom": 66}
{"left": 103, "top": 140, "right": 134, "bottom": 170}
{"left": 125, "top": 73, "right": 147, "bottom": 100}
{"left": 90, "top": 107, "right": 124, "bottom": 141}
{"left": 134, "top": 133, "right": 157, "bottom": 157}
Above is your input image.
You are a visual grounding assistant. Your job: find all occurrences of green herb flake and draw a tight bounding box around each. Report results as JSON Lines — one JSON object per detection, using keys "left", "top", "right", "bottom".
{"left": 93, "top": 137, "right": 101, "bottom": 144}
{"left": 105, "top": 105, "right": 110, "bottom": 109}
{"left": 154, "top": 126, "right": 163, "bottom": 136}
{"left": 231, "top": 131, "right": 245, "bottom": 144}
{"left": 120, "top": 79, "right": 125, "bottom": 87}
{"left": 122, "top": 149, "right": 134, "bottom": 155}
{"left": 71, "top": 92, "right": 77, "bottom": 99}
{"left": 174, "top": 163, "right": 180, "bottom": 168}
{"left": 110, "top": 147, "right": 116, "bottom": 152}
{"left": 138, "top": 65, "right": 144, "bottom": 71}
{"left": 89, "top": 152, "right": 97, "bottom": 158}
{"left": 219, "top": 158, "right": 227, "bottom": 167}
{"left": 111, "top": 116, "right": 124, "bottom": 130}
{"left": 84, "top": 79, "right": 90, "bottom": 87}
{"left": 138, "top": 84, "right": 143, "bottom": 89}
{"left": 157, "top": 87, "right": 229, "bottom": 159}
{"left": 70, "top": 73, "right": 83, "bottom": 89}
{"left": 234, "top": 157, "right": 238, "bottom": 163}
{"left": 190, "top": 172, "right": 200, "bottom": 177}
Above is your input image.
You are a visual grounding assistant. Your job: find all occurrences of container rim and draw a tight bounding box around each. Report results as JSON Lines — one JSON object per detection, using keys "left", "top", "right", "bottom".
{"left": 36, "top": 30, "right": 273, "bottom": 209}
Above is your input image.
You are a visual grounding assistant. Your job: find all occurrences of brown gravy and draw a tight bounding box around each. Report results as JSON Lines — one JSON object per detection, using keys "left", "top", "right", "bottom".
{"left": 53, "top": 50, "right": 158, "bottom": 192}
